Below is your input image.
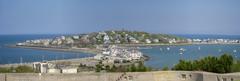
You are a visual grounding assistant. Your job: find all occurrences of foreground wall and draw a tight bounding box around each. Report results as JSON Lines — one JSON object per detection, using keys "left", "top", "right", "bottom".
{"left": 0, "top": 71, "right": 239, "bottom": 81}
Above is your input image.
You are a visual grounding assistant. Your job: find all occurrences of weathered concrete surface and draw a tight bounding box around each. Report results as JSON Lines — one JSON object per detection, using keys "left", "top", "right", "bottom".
{"left": 0, "top": 74, "right": 5, "bottom": 81}
{"left": 0, "top": 71, "right": 240, "bottom": 81}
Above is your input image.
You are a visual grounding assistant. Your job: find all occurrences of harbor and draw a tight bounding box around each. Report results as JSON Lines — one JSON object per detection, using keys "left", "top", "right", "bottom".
{"left": 1, "top": 34, "right": 240, "bottom": 70}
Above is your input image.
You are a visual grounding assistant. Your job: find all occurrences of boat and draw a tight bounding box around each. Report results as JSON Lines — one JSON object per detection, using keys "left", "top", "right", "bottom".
{"left": 198, "top": 46, "right": 201, "bottom": 50}
{"left": 218, "top": 49, "right": 222, "bottom": 52}
{"left": 167, "top": 47, "right": 170, "bottom": 51}
{"left": 233, "top": 50, "right": 237, "bottom": 53}
{"left": 159, "top": 48, "right": 163, "bottom": 51}
{"left": 179, "top": 52, "right": 183, "bottom": 55}
{"left": 179, "top": 48, "right": 186, "bottom": 51}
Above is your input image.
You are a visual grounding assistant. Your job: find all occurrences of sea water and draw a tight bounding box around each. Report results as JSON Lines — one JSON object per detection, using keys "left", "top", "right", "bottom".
{"left": 0, "top": 35, "right": 93, "bottom": 64}
{"left": 0, "top": 34, "right": 239, "bottom": 69}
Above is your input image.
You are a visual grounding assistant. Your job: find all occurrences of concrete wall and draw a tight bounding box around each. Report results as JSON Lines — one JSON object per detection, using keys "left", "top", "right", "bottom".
{"left": 0, "top": 74, "right": 5, "bottom": 81}
{"left": 0, "top": 71, "right": 239, "bottom": 81}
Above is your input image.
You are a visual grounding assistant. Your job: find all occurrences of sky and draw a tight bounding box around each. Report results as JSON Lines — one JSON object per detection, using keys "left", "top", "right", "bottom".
{"left": 0, "top": 0, "right": 240, "bottom": 35}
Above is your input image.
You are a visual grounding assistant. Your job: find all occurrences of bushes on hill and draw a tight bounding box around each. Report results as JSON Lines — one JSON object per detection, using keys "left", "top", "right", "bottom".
{"left": 95, "top": 62, "right": 151, "bottom": 72}
{"left": 173, "top": 54, "right": 233, "bottom": 73}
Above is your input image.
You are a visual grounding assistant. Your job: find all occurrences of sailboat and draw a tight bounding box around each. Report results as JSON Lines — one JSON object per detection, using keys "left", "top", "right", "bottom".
{"left": 198, "top": 46, "right": 201, "bottom": 50}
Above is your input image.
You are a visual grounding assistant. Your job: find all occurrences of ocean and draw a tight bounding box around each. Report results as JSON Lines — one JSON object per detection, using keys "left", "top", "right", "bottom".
{"left": 0, "top": 34, "right": 240, "bottom": 69}
{"left": 0, "top": 35, "right": 94, "bottom": 64}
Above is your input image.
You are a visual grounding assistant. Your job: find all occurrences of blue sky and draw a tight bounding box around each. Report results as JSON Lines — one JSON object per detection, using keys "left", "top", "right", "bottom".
{"left": 0, "top": 0, "right": 240, "bottom": 35}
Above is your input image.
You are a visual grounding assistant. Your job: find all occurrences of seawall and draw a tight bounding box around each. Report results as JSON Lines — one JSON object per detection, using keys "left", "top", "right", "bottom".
{"left": 0, "top": 71, "right": 239, "bottom": 81}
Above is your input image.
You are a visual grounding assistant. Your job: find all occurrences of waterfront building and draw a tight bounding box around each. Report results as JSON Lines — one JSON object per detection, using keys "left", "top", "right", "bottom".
{"left": 33, "top": 62, "right": 78, "bottom": 74}
{"left": 33, "top": 62, "right": 49, "bottom": 73}
{"left": 94, "top": 45, "right": 143, "bottom": 63}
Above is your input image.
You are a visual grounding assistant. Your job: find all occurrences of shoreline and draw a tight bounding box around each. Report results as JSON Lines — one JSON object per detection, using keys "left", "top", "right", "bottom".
{"left": 8, "top": 45, "right": 101, "bottom": 55}
{"left": 3, "top": 43, "right": 240, "bottom": 67}
{"left": 7, "top": 42, "right": 240, "bottom": 55}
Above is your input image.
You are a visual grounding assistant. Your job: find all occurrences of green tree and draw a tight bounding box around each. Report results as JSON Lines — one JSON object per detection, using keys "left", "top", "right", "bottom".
{"left": 231, "top": 60, "right": 240, "bottom": 72}
{"left": 219, "top": 54, "right": 233, "bottom": 73}
{"left": 162, "top": 66, "right": 169, "bottom": 71}
{"left": 173, "top": 54, "right": 234, "bottom": 73}
{"left": 130, "top": 64, "right": 137, "bottom": 72}
{"left": 15, "top": 65, "right": 34, "bottom": 73}
{"left": 105, "top": 65, "right": 110, "bottom": 72}
{"left": 173, "top": 60, "right": 193, "bottom": 71}
{"left": 110, "top": 65, "right": 117, "bottom": 72}
{"left": 0, "top": 67, "right": 10, "bottom": 73}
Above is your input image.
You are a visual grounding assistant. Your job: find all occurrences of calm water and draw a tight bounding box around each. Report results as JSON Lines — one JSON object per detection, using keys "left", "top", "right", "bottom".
{"left": 0, "top": 35, "right": 240, "bottom": 69}
{"left": 142, "top": 34, "right": 240, "bottom": 69}
{"left": 0, "top": 35, "right": 94, "bottom": 64}
{"left": 141, "top": 44, "right": 240, "bottom": 69}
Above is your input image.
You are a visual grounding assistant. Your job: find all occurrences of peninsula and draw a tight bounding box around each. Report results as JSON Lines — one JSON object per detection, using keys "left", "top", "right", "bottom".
{"left": 14, "top": 30, "right": 188, "bottom": 53}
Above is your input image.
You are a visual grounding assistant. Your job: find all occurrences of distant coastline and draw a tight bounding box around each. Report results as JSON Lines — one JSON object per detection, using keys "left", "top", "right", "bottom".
{"left": 8, "top": 45, "right": 101, "bottom": 54}
{"left": 7, "top": 42, "right": 240, "bottom": 55}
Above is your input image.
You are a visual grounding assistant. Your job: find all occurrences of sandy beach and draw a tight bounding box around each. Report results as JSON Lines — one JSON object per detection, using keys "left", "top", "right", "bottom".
{"left": 8, "top": 45, "right": 101, "bottom": 54}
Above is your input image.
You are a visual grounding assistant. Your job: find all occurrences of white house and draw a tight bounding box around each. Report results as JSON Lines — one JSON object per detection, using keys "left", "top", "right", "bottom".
{"left": 72, "top": 36, "right": 79, "bottom": 39}
{"left": 145, "top": 39, "right": 152, "bottom": 44}
{"left": 153, "top": 39, "right": 159, "bottom": 43}
{"left": 33, "top": 62, "right": 49, "bottom": 73}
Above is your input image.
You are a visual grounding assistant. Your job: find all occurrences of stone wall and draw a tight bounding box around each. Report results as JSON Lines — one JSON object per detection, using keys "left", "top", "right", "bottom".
{"left": 0, "top": 71, "right": 239, "bottom": 81}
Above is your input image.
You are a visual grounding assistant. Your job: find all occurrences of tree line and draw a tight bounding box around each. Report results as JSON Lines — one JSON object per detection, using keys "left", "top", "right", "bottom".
{"left": 0, "top": 65, "right": 34, "bottom": 73}
{"left": 95, "top": 62, "right": 152, "bottom": 72}
{"left": 172, "top": 54, "right": 237, "bottom": 73}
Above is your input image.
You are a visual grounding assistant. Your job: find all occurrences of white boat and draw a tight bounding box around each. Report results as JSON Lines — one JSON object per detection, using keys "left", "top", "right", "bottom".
{"left": 218, "top": 49, "right": 222, "bottom": 52}
{"left": 198, "top": 47, "right": 201, "bottom": 50}
{"left": 233, "top": 50, "right": 237, "bottom": 53}
{"left": 179, "top": 52, "right": 183, "bottom": 55}
{"left": 167, "top": 47, "right": 170, "bottom": 51}
{"left": 179, "top": 48, "right": 186, "bottom": 51}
